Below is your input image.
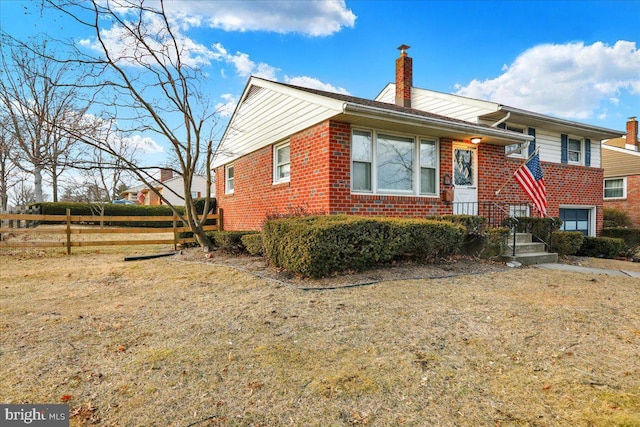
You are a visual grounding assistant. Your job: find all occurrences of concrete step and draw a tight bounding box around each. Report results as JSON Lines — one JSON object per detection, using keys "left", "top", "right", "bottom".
{"left": 501, "top": 252, "right": 559, "bottom": 265}
{"left": 503, "top": 242, "right": 546, "bottom": 255}
{"left": 506, "top": 232, "right": 533, "bottom": 244}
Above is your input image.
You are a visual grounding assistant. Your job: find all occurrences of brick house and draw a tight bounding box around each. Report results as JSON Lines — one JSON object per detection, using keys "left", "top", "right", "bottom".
{"left": 121, "top": 169, "right": 212, "bottom": 206}
{"left": 213, "top": 47, "right": 621, "bottom": 235}
{"left": 602, "top": 117, "right": 640, "bottom": 227}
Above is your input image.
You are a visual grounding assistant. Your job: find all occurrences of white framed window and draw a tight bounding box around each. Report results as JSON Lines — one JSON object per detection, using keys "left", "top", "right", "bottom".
{"left": 273, "top": 141, "right": 290, "bottom": 184}
{"left": 604, "top": 177, "right": 626, "bottom": 199}
{"left": 225, "top": 164, "right": 234, "bottom": 194}
{"left": 567, "top": 137, "right": 583, "bottom": 164}
{"left": 352, "top": 130, "right": 372, "bottom": 192}
{"left": 504, "top": 124, "right": 527, "bottom": 158}
{"left": 351, "top": 129, "right": 439, "bottom": 196}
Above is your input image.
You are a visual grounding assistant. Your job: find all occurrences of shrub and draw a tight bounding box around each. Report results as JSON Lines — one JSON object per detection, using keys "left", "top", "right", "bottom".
{"left": 207, "top": 230, "right": 256, "bottom": 254}
{"left": 262, "top": 215, "right": 464, "bottom": 278}
{"left": 433, "top": 215, "right": 487, "bottom": 236}
{"left": 480, "top": 228, "right": 510, "bottom": 259}
{"left": 578, "top": 236, "right": 625, "bottom": 259}
{"left": 603, "top": 207, "right": 633, "bottom": 228}
{"left": 241, "top": 234, "right": 263, "bottom": 256}
{"left": 551, "top": 231, "right": 585, "bottom": 257}
{"left": 601, "top": 228, "right": 640, "bottom": 257}
{"left": 30, "top": 202, "right": 184, "bottom": 227}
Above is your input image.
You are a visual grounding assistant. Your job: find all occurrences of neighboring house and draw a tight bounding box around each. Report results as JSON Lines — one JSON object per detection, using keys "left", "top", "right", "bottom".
{"left": 120, "top": 169, "right": 213, "bottom": 206}
{"left": 602, "top": 117, "right": 640, "bottom": 227}
{"left": 213, "top": 47, "right": 622, "bottom": 235}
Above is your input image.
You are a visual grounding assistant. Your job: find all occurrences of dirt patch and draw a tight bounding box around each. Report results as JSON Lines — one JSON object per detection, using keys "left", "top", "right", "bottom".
{"left": 174, "top": 249, "right": 511, "bottom": 288}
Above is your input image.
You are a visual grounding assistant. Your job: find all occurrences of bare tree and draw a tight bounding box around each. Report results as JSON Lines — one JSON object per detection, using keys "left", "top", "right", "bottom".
{"left": 43, "top": 0, "right": 219, "bottom": 249}
{"left": 0, "top": 115, "right": 20, "bottom": 211}
{"left": 73, "top": 120, "right": 141, "bottom": 201}
{"left": 0, "top": 36, "right": 89, "bottom": 202}
{"left": 11, "top": 177, "right": 39, "bottom": 208}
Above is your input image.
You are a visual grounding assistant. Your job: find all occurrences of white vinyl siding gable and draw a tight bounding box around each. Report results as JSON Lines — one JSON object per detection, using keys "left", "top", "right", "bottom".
{"left": 213, "top": 79, "right": 344, "bottom": 169}
{"left": 375, "top": 84, "right": 498, "bottom": 123}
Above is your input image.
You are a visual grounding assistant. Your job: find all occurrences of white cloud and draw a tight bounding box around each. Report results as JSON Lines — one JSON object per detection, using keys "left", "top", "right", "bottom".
{"left": 212, "top": 43, "right": 279, "bottom": 80}
{"left": 215, "top": 93, "right": 238, "bottom": 118}
{"left": 123, "top": 135, "right": 165, "bottom": 154}
{"left": 455, "top": 40, "right": 640, "bottom": 120}
{"left": 166, "top": 0, "right": 356, "bottom": 37}
{"left": 284, "top": 76, "right": 350, "bottom": 95}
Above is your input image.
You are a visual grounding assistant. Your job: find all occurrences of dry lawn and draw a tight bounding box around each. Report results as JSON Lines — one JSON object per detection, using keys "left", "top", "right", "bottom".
{"left": 1, "top": 244, "right": 639, "bottom": 426}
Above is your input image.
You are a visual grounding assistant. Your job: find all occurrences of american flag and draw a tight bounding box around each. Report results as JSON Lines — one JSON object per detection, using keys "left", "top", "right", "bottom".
{"left": 514, "top": 150, "right": 547, "bottom": 216}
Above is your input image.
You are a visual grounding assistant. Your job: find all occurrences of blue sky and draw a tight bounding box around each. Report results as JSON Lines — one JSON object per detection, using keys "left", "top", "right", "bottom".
{"left": 1, "top": 0, "right": 639, "bottom": 162}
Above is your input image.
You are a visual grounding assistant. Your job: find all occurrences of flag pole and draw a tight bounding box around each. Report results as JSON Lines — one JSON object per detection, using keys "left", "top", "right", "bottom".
{"left": 494, "top": 147, "right": 540, "bottom": 195}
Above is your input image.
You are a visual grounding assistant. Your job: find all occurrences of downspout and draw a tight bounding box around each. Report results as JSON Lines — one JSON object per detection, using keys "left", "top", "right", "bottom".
{"left": 491, "top": 112, "right": 510, "bottom": 127}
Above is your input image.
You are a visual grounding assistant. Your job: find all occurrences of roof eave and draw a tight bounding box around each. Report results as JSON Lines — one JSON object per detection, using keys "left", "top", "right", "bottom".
{"left": 480, "top": 106, "right": 624, "bottom": 140}
{"left": 343, "top": 103, "right": 532, "bottom": 145}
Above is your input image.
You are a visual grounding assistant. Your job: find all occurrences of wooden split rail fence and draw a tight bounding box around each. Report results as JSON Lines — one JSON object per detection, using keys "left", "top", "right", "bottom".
{"left": 0, "top": 208, "right": 222, "bottom": 254}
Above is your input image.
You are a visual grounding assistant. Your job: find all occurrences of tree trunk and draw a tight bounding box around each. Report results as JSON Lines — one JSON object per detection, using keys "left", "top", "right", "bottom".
{"left": 33, "top": 166, "right": 44, "bottom": 203}
{"left": 51, "top": 166, "right": 58, "bottom": 202}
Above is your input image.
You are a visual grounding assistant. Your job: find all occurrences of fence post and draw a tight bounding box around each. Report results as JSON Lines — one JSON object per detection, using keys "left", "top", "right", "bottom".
{"left": 217, "top": 208, "right": 223, "bottom": 231}
{"left": 173, "top": 212, "right": 178, "bottom": 251}
{"left": 66, "top": 208, "right": 72, "bottom": 255}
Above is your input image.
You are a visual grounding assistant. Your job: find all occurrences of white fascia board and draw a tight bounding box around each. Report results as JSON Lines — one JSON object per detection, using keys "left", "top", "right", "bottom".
{"left": 495, "top": 106, "right": 624, "bottom": 139}
{"left": 602, "top": 144, "right": 640, "bottom": 157}
{"left": 342, "top": 103, "right": 531, "bottom": 143}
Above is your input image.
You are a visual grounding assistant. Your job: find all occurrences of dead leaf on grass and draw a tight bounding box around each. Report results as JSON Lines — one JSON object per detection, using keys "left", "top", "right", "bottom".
{"left": 60, "top": 394, "right": 73, "bottom": 402}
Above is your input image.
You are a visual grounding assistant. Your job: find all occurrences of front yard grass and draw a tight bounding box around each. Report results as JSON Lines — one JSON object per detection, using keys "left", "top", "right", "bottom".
{"left": 1, "top": 249, "right": 639, "bottom": 426}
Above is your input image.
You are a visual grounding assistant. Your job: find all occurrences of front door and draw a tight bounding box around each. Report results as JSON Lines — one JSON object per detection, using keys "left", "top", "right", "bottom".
{"left": 453, "top": 144, "right": 478, "bottom": 215}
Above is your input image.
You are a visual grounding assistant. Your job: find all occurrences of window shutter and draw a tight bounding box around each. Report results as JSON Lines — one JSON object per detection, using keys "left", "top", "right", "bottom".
{"left": 528, "top": 127, "right": 536, "bottom": 156}
{"left": 561, "top": 134, "right": 568, "bottom": 164}
{"left": 585, "top": 138, "right": 591, "bottom": 166}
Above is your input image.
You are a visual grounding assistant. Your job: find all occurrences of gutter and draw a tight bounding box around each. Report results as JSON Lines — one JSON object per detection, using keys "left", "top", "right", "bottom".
{"left": 343, "top": 103, "right": 532, "bottom": 142}
{"left": 498, "top": 105, "right": 624, "bottom": 137}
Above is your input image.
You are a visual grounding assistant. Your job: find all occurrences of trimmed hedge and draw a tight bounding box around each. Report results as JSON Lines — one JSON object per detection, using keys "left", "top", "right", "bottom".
{"left": 241, "top": 234, "right": 264, "bottom": 256}
{"left": 263, "top": 215, "right": 464, "bottom": 278}
{"left": 31, "top": 199, "right": 216, "bottom": 228}
{"left": 578, "top": 236, "right": 625, "bottom": 259}
{"left": 551, "top": 231, "right": 585, "bottom": 257}
{"left": 433, "top": 215, "right": 487, "bottom": 236}
{"left": 601, "top": 227, "right": 640, "bottom": 257}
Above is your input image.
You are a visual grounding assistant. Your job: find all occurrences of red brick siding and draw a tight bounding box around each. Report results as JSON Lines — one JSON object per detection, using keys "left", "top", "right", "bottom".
{"left": 216, "top": 120, "right": 604, "bottom": 234}
{"left": 215, "top": 120, "right": 334, "bottom": 230}
{"left": 604, "top": 174, "right": 640, "bottom": 227}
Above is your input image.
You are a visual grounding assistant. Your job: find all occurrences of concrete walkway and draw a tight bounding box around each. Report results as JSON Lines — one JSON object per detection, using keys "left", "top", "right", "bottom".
{"left": 534, "top": 263, "right": 640, "bottom": 278}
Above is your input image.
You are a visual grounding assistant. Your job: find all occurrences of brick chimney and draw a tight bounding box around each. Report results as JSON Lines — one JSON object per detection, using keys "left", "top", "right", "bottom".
{"left": 626, "top": 116, "right": 638, "bottom": 150}
{"left": 395, "top": 44, "right": 412, "bottom": 108}
{"left": 160, "top": 168, "right": 173, "bottom": 182}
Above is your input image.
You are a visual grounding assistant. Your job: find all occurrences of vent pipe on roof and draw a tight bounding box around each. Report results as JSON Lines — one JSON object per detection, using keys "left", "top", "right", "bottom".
{"left": 395, "top": 44, "right": 412, "bottom": 108}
